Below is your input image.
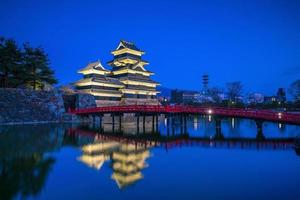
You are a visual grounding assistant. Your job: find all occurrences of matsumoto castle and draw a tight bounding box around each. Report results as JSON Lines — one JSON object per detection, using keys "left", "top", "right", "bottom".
{"left": 75, "top": 40, "right": 160, "bottom": 106}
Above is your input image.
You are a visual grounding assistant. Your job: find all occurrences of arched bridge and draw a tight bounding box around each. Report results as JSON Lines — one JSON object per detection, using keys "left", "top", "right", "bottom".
{"left": 69, "top": 105, "right": 300, "bottom": 125}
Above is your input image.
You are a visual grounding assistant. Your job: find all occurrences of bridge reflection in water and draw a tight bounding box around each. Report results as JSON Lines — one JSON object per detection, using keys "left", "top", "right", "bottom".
{"left": 68, "top": 114, "right": 300, "bottom": 189}
{"left": 79, "top": 113, "right": 298, "bottom": 140}
{"left": 0, "top": 121, "right": 299, "bottom": 199}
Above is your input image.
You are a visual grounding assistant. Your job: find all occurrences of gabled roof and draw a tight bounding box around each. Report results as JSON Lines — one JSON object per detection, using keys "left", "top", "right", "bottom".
{"left": 77, "top": 154, "right": 109, "bottom": 170}
{"left": 112, "top": 40, "right": 145, "bottom": 56}
{"left": 78, "top": 61, "right": 109, "bottom": 74}
{"left": 132, "top": 62, "right": 146, "bottom": 71}
{"left": 111, "top": 64, "right": 154, "bottom": 74}
{"left": 117, "top": 40, "right": 142, "bottom": 52}
{"left": 107, "top": 57, "right": 149, "bottom": 65}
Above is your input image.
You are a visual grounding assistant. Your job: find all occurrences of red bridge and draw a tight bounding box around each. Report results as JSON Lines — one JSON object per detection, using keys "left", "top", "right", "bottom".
{"left": 69, "top": 105, "right": 300, "bottom": 125}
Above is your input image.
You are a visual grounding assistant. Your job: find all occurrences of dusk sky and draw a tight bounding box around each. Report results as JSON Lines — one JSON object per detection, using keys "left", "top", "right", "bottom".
{"left": 0, "top": 0, "right": 300, "bottom": 95}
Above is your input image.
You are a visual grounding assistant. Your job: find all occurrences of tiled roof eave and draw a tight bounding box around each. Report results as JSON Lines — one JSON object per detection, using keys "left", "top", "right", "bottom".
{"left": 91, "top": 88, "right": 122, "bottom": 94}
{"left": 119, "top": 77, "right": 159, "bottom": 84}
{"left": 93, "top": 78, "right": 124, "bottom": 86}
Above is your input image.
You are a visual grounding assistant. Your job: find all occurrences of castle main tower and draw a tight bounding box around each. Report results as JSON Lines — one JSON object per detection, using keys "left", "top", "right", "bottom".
{"left": 108, "top": 40, "right": 160, "bottom": 105}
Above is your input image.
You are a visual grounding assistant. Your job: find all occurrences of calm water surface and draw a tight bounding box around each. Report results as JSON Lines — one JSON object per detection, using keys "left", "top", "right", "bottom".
{"left": 0, "top": 116, "right": 300, "bottom": 200}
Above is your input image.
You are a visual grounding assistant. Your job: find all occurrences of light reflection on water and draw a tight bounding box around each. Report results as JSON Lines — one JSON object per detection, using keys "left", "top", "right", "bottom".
{"left": 0, "top": 116, "right": 300, "bottom": 200}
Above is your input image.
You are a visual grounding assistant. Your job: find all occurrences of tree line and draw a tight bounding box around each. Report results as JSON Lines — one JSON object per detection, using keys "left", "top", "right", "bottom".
{"left": 206, "top": 80, "right": 300, "bottom": 107}
{"left": 207, "top": 82, "right": 243, "bottom": 104}
{"left": 0, "top": 36, "right": 57, "bottom": 90}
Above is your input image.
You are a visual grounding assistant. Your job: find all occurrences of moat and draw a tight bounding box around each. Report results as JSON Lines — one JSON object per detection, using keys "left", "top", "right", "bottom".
{"left": 0, "top": 116, "right": 300, "bottom": 200}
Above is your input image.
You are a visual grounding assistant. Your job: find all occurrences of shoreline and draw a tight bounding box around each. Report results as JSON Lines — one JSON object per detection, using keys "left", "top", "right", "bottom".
{"left": 0, "top": 120, "right": 80, "bottom": 126}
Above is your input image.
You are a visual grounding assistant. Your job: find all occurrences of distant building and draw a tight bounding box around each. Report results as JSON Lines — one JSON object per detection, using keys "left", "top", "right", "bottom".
{"left": 248, "top": 93, "right": 264, "bottom": 104}
{"left": 197, "top": 94, "right": 213, "bottom": 103}
{"left": 263, "top": 88, "right": 286, "bottom": 105}
{"left": 218, "top": 93, "right": 228, "bottom": 102}
{"left": 170, "top": 90, "right": 183, "bottom": 103}
{"left": 202, "top": 74, "right": 209, "bottom": 93}
{"left": 171, "top": 89, "right": 200, "bottom": 104}
{"left": 75, "top": 40, "right": 160, "bottom": 106}
{"left": 264, "top": 96, "right": 278, "bottom": 104}
{"left": 183, "top": 91, "right": 201, "bottom": 103}
{"left": 277, "top": 88, "right": 286, "bottom": 103}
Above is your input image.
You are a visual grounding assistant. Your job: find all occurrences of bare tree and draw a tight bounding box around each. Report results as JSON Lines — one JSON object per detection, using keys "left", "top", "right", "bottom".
{"left": 226, "top": 82, "right": 243, "bottom": 102}
{"left": 207, "top": 87, "right": 223, "bottom": 103}
{"left": 289, "top": 80, "right": 300, "bottom": 102}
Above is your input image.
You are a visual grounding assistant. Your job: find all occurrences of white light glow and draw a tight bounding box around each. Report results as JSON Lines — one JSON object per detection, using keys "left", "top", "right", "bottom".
{"left": 208, "top": 115, "right": 212, "bottom": 122}
{"left": 193, "top": 117, "right": 198, "bottom": 130}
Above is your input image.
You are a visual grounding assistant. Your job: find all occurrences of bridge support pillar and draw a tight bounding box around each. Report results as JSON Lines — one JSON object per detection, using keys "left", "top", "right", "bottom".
{"left": 82, "top": 115, "right": 89, "bottom": 124}
{"left": 79, "top": 115, "right": 83, "bottom": 123}
{"left": 119, "top": 115, "right": 122, "bottom": 133}
{"left": 92, "top": 115, "right": 96, "bottom": 128}
{"left": 214, "top": 117, "right": 224, "bottom": 140}
{"left": 180, "top": 115, "right": 183, "bottom": 135}
{"left": 152, "top": 115, "right": 155, "bottom": 133}
{"left": 256, "top": 120, "right": 265, "bottom": 140}
{"left": 166, "top": 115, "right": 170, "bottom": 136}
{"left": 171, "top": 115, "right": 175, "bottom": 136}
{"left": 136, "top": 114, "right": 140, "bottom": 134}
{"left": 155, "top": 114, "right": 159, "bottom": 132}
{"left": 143, "top": 114, "right": 146, "bottom": 133}
{"left": 80, "top": 115, "right": 85, "bottom": 123}
{"left": 98, "top": 115, "right": 103, "bottom": 131}
{"left": 112, "top": 114, "right": 115, "bottom": 133}
{"left": 183, "top": 115, "right": 187, "bottom": 134}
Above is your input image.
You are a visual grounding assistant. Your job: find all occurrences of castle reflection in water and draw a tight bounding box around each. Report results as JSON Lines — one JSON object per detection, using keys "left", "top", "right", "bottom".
{"left": 68, "top": 114, "right": 300, "bottom": 189}
{"left": 77, "top": 135, "right": 151, "bottom": 189}
{"left": 0, "top": 116, "right": 299, "bottom": 199}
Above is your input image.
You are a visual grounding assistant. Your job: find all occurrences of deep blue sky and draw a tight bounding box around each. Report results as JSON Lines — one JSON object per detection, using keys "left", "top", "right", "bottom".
{"left": 0, "top": 0, "right": 300, "bottom": 95}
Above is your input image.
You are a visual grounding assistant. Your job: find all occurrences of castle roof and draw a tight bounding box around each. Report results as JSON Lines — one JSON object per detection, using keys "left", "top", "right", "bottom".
{"left": 118, "top": 40, "right": 142, "bottom": 52}
{"left": 107, "top": 57, "right": 149, "bottom": 66}
{"left": 78, "top": 61, "right": 110, "bottom": 74}
{"left": 119, "top": 75, "right": 159, "bottom": 85}
{"left": 111, "top": 64, "right": 154, "bottom": 74}
{"left": 75, "top": 77, "right": 124, "bottom": 87}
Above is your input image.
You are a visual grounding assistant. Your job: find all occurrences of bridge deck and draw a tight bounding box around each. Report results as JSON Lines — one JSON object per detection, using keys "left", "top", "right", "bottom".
{"left": 69, "top": 105, "right": 300, "bottom": 125}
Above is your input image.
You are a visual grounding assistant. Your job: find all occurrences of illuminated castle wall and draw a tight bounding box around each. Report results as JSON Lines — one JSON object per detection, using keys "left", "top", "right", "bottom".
{"left": 75, "top": 40, "right": 160, "bottom": 106}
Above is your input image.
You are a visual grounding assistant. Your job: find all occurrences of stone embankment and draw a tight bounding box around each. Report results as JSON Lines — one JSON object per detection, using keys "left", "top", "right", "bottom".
{"left": 0, "top": 88, "right": 96, "bottom": 125}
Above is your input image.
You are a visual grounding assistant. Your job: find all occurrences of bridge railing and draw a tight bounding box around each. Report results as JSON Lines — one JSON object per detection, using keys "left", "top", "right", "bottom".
{"left": 69, "top": 105, "right": 300, "bottom": 124}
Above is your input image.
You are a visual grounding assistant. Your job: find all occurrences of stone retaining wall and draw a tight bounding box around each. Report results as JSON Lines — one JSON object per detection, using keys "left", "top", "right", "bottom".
{"left": 0, "top": 88, "right": 68, "bottom": 124}
{"left": 0, "top": 88, "right": 162, "bottom": 124}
